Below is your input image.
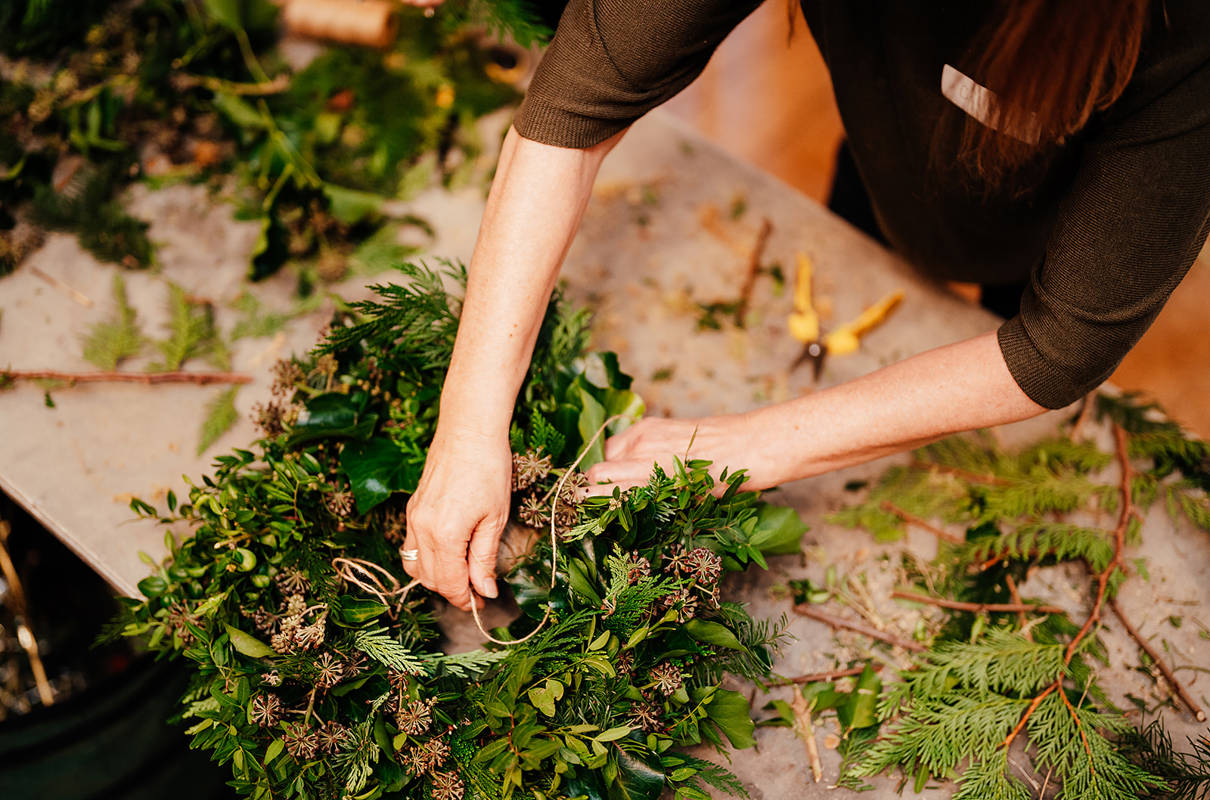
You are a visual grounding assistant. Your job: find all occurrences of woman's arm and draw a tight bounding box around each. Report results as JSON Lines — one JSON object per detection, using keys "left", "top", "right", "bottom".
{"left": 587, "top": 331, "right": 1047, "bottom": 493}
{"left": 404, "top": 127, "right": 622, "bottom": 611}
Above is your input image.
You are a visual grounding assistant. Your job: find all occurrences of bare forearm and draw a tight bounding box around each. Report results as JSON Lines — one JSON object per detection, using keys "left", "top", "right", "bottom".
{"left": 754, "top": 331, "right": 1046, "bottom": 482}
{"left": 439, "top": 127, "right": 620, "bottom": 438}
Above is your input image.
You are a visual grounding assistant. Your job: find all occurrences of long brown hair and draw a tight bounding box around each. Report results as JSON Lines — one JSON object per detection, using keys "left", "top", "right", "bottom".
{"left": 960, "top": 0, "right": 1150, "bottom": 181}
{"left": 785, "top": 0, "right": 1151, "bottom": 183}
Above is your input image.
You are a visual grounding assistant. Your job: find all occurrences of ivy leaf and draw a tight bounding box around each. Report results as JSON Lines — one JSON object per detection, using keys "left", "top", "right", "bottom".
{"left": 198, "top": 387, "right": 240, "bottom": 455}
{"left": 289, "top": 393, "right": 377, "bottom": 446}
{"left": 704, "top": 689, "right": 756, "bottom": 749}
{"left": 615, "top": 748, "right": 665, "bottom": 800}
{"left": 225, "top": 624, "right": 275, "bottom": 659}
{"left": 340, "top": 437, "right": 421, "bottom": 514}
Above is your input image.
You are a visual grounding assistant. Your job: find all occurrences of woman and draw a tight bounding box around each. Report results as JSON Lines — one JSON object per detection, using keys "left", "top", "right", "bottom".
{"left": 402, "top": 0, "right": 1210, "bottom": 611}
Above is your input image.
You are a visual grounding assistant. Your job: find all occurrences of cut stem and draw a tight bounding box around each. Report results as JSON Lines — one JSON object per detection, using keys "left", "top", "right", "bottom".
{"left": 891, "top": 590, "right": 1063, "bottom": 616}
{"left": 2, "top": 369, "right": 252, "bottom": 386}
{"left": 1109, "top": 597, "right": 1207, "bottom": 722}
{"left": 793, "top": 604, "right": 925, "bottom": 652}
{"left": 879, "top": 502, "right": 964, "bottom": 544}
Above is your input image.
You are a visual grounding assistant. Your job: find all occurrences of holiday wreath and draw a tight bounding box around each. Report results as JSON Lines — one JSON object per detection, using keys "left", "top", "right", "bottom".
{"left": 118, "top": 261, "right": 807, "bottom": 800}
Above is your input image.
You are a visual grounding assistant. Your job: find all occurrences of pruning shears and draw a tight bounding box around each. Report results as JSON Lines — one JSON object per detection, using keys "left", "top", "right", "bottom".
{"left": 787, "top": 252, "right": 904, "bottom": 380}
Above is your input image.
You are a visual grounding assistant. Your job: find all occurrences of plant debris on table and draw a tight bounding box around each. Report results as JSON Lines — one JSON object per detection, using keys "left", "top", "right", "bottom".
{"left": 773, "top": 395, "right": 1210, "bottom": 799}
{"left": 117, "top": 261, "right": 807, "bottom": 800}
{"left": 0, "top": 0, "right": 544, "bottom": 280}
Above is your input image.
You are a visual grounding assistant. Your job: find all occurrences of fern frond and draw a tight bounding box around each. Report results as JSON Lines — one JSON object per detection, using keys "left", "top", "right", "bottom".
{"left": 198, "top": 387, "right": 240, "bottom": 455}
{"left": 81, "top": 273, "right": 143, "bottom": 369}
{"left": 150, "top": 283, "right": 224, "bottom": 371}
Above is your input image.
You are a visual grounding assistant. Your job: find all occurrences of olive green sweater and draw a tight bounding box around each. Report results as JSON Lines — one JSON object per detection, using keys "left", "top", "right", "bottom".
{"left": 513, "top": 0, "right": 1210, "bottom": 409}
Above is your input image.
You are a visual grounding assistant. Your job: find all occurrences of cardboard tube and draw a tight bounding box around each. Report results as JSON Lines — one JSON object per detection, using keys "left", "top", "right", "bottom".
{"left": 283, "top": 0, "right": 398, "bottom": 49}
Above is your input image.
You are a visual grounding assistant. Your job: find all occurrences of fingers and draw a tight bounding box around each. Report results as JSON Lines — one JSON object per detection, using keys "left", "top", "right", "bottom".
{"left": 468, "top": 516, "right": 505, "bottom": 599}
{"left": 405, "top": 499, "right": 478, "bottom": 611}
{"left": 585, "top": 458, "right": 653, "bottom": 496}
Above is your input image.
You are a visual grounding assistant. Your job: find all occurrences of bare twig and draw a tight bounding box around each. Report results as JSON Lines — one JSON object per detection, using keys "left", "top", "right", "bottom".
{"left": 29, "top": 266, "right": 93, "bottom": 307}
{"left": 1109, "top": 597, "right": 1207, "bottom": 722}
{"left": 891, "top": 590, "right": 1063, "bottom": 616}
{"left": 0, "top": 521, "right": 54, "bottom": 706}
{"left": 1, "top": 369, "right": 252, "bottom": 386}
{"left": 735, "top": 217, "right": 773, "bottom": 325}
{"left": 766, "top": 662, "right": 884, "bottom": 687}
{"left": 1069, "top": 392, "right": 1096, "bottom": 442}
{"left": 1005, "top": 574, "right": 1028, "bottom": 634}
{"left": 793, "top": 604, "right": 925, "bottom": 652}
{"left": 791, "top": 689, "right": 823, "bottom": 783}
{"left": 879, "top": 501, "right": 964, "bottom": 545}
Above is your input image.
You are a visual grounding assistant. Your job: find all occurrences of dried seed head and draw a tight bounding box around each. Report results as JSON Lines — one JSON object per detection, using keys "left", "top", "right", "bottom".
{"left": 325, "top": 489, "right": 354, "bottom": 518}
{"left": 314, "top": 652, "right": 344, "bottom": 689}
{"left": 430, "top": 770, "right": 465, "bottom": 800}
{"left": 517, "top": 495, "right": 549, "bottom": 528}
{"left": 395, "top": 697, "right": 435, "bottom": 736}
{"left": 317, "top": 721, "right": 350, "bottom": 753}
{"left": 249, "top": 693, "right": 282, "bottom": 727}
{"left": 649, "top": 661, "right": 684, "bottom": 696}
{"left": 686, "top": 547, "right": 723, "bottom": 587}
{"left": 271, "top": 360, "right": 304, "bottom": 398}
{"left": 294, "top": 619, "right": 326, "bottom": 651}
{"left": 512, "top": 450, "right": 552, "bottom": 491}
{"left": 628, "top": 697, "right": 663, "bottom": 733}
{"left": 262, "top": 670, "right": 282, "bottom": 687}
{"left": 626, "top": 554, "right": 652, "bottom": 584}
{"left": 283, "top": 723, "right": 320, "bottom": 760}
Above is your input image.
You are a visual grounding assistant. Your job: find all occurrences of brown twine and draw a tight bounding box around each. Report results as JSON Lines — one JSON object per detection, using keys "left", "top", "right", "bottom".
{"left": 333, "top": 413, "right": 631, "bottom": 647}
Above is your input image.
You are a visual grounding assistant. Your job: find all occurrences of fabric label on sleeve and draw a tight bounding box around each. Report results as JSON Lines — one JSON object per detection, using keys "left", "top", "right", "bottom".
{"left": 941, "top": 64, "right": 1041, "bottom": 144}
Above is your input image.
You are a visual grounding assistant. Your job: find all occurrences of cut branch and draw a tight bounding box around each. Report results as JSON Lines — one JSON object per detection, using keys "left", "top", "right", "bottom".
{"left": 1109, "top": 597, "right": 1207, "bottom": 722}
{"left": 891, "top": 590, "right": 1063, "bottom": 616}
{"left": 1004, "top": 424, "right": 1133, "bottom": 751}
{"left": 793, "top": 604, "right": 925, "bottom": 652}
{"left": 879, "top": 501, "right": 964, "bottom": 545}
{"left": 1, "top": 369, "right": 253, "bottom": 386}
{"left": 766, "top": 662, "right": 884, "bottom": 687}
{"left": 735, "top": 217, "right": 773, "bottom": 325}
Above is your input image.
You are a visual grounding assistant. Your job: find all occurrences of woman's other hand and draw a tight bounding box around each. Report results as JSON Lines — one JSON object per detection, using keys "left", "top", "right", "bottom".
{"left": 403, "top": 429, "right": 512, "bottom": 611}
{"left": 585, "top": 414, "right": 780, "bottom": 496}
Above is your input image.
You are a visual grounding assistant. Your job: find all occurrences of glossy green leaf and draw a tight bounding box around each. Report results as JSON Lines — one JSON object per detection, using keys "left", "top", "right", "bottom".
{"left": 225, "top": 625, "right": 276, "bottom": 659}
{"left": 683, "top": 619, "right": 745, "bottom": 651}
{"left": 704, "top": 689, "right": 756, "bottom": 749}
{"left": 340, "top": 437, "right": 421, "bottom": 514}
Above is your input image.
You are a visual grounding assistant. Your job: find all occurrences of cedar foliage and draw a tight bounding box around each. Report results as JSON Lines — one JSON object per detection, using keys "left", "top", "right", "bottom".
{"left": 829, "top": 398, "right": 1210, "bottom": 798}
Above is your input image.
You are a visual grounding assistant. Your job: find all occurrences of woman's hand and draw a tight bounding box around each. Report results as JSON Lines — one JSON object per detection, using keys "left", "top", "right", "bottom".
{"left": 585, "top": 413, "right": 783, "bottom": 496}
{"left": 403, "top": 428, "right": 512, "bottom": 611}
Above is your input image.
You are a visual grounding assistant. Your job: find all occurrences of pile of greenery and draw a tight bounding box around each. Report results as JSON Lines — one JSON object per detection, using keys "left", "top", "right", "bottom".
{"left": 0, "top": 0, "right": 546, "bottom": 279}
{"left": 784, "top": 396, "right": 1210, "bottom": 798}
{"left": 118, "top": 261, "right": 807, "bottom": 800}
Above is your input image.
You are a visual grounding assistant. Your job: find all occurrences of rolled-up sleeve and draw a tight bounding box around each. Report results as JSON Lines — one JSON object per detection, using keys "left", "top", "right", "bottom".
{"left": 514, "top": 0, "right": 761, "bottom": 148}
{"left": 998, "top": 36, "right": 1210, "bottom": 409}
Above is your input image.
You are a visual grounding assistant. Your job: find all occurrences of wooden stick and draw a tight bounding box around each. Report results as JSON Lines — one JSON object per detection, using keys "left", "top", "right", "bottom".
{"left": 1, "top": 369, "right": 252, "bottom": 386}
{"left": 1005, "top": 573, "right": 1028, "bottom": 633}
{"left": 0, "top": 521, "right": 54, "bottom": 706}
{"left": 891, "top": 590, "right": 1063, "bottom": 616}
{"left": 735, "top": 217, "right": 773, "bottom": 325}
{"left": 766, "top": 662, "right": 884, "bottom": 687}
{"left": 28, "top": 266, "right": 93, "bottom": 308}
{"left": 793, "top": 604, "right": 926, "bottom": 652}
{"left": 1109, "top": 597, "right": 1207, "bottom": 722}
{"left": 791, "top": 689, "right": 824, "bottom": 783}
{"left": 879, "top": 501, "right": 964, "bottom": 545}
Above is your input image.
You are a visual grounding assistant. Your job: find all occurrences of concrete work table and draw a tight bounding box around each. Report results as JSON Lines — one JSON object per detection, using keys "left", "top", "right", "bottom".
{"left": 2, "top": 110, "right": 1207, "bottom": 798}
